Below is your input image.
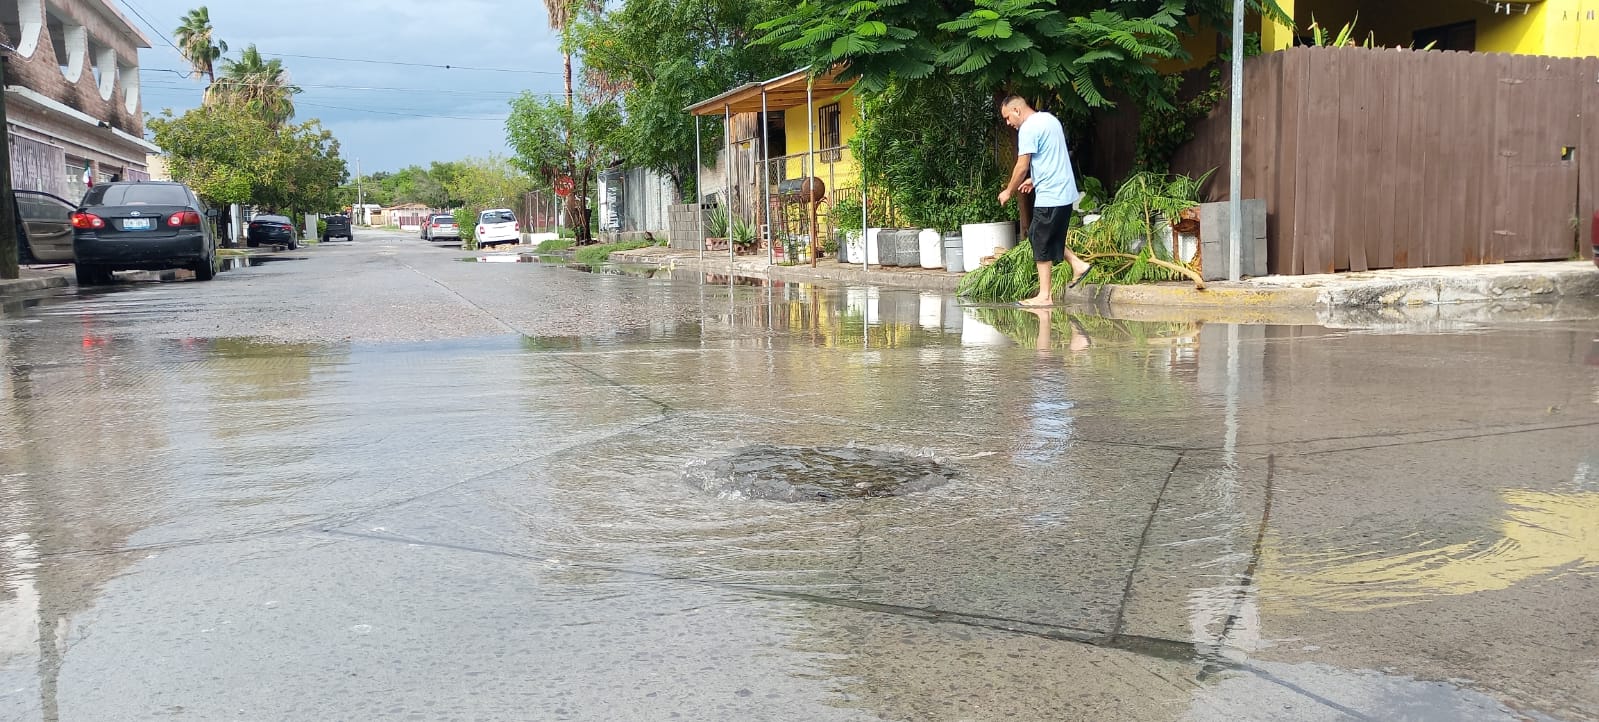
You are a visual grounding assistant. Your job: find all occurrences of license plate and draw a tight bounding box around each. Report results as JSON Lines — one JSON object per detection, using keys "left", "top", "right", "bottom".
{"left": 123, "top": 218, "right": 152, "bottom": 230}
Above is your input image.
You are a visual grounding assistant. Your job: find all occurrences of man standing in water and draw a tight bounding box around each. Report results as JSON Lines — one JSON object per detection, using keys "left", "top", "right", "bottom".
{"left": 998, "top": 95, "right": 1091, "bottom": 306}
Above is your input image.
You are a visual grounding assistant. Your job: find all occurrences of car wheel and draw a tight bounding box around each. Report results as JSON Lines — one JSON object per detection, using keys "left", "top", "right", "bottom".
{"left": 247, "top": 240, "right": 258, "bottom": 248}
{"left": 193, "top": 254, "right": 216, "bottom": 281}
{"left": 321, "top": 234, "right": 328, "bottom": 243}
{"left": 75, "top": 263, "right": 109, "bottom": 286}
{"left": 288, "top": 238, "right": 298, "bottom": 251}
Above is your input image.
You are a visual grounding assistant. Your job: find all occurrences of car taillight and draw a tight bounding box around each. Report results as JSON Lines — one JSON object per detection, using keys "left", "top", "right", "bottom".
{"left": 70, "top": 213, "right": 105, "bottom": 230}
{"left": 168, "top": 211, "right": 201, "bottom": 227}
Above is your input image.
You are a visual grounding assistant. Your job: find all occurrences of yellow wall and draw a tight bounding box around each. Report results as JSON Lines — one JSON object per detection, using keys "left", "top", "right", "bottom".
{"left": 781, "top": 91, "right": 859, "bottom": 184}
{"left": 1262, "top": 0, "right": 1596, "bottom": 56}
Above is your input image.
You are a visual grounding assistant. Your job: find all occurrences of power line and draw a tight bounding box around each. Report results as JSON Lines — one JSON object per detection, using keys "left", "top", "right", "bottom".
{"left": 295, "top": 101, "right": 509, "bottom": 121}
{"left": 249, "top": 51, "right": 560, "bottom": 75}
{"left": 116, "top": 0, "right": 184, "bottom": 55}
{"left": 142, "top": 77, "right": 538, "bottom": 97}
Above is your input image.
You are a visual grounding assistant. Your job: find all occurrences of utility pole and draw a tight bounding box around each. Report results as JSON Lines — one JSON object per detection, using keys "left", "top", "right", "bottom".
{"left": 355, "top": 158, "right": 362, "bottom": 226}
{"left": 0, "top": 55, "right": 18, "bottom": 279}
{"left": 1228, "top": 0, "right": 1244, "bottom": 282}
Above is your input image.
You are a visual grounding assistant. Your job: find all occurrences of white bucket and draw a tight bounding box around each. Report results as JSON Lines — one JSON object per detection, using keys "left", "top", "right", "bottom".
{"left": 867, "top": 228, "right": 881, "bottom": 265}
{"left": 918, "top": 228, "right": 943, "bottom": 269}
{"left": 918, "top": 292, "right": 942, "bottom": 330}
{"left": 960, "top": 309, "right": 1012, "bottom": 347}
{"left": 960, "top": 222, "right": 1016, "bottom": 273}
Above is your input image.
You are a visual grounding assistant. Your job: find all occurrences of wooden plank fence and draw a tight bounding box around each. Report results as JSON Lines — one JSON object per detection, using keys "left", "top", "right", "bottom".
{"left": 1175, "top": 46, "right": 1596, "bottom": 275}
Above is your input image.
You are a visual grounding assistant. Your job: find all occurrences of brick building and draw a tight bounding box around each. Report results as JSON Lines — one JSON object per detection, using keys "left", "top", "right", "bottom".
{"left": 0, "top": 0, "right": 158, "bottom": 202}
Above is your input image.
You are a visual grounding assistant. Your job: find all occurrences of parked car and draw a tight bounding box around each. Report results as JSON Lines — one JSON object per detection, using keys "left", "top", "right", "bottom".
{"left": 71, "top": 181, "right": 219, "bottom": 285}
{"left": 14, "top": 190, "right": 77, "bottom": 263}
{"left": 475, "top": 208, "right": 519, "bottom": 247}
{"left": 247, "top": 214, "right": 298, "bottom": 249}
{"left": 423, "top": 213, "right": 460, "bottom": 242}
{"left": 323, "top": 213, "right": 352, "bottom": 242}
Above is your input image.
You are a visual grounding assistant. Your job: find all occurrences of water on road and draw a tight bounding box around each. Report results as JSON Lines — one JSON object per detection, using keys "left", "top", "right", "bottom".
{"left": 1, "top": 231, "right": 1596, "bottom": 721}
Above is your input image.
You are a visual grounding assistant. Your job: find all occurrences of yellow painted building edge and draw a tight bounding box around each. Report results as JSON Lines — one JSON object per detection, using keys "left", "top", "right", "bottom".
{"left": 1261, "top": 0, "right": 1599, "bottom": 57}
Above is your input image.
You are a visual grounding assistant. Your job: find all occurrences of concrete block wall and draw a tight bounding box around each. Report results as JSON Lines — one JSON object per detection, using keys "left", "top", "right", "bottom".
{"left": 667, "top": 203, "right": 717, "bottom": 251}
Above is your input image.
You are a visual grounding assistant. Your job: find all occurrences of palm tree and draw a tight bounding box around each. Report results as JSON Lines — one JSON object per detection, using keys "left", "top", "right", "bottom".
{"left": 173, "top": 6, "right": 226, "bottom": 90}
{"left": 543, "top": 0, "right": 577, "bottom": 108}
{"left": 213, "top": 44, "right": 301, "bottom": 127}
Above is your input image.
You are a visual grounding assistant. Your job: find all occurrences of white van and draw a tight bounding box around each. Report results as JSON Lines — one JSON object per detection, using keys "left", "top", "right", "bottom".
{"left": 475, "top": 208, "right": 520, "bottom": 247}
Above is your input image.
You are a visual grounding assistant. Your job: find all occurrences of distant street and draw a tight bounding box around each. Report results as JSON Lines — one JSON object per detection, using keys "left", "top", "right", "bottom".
{"left": 1, "top": 228, "right": 1597, "bottom": 721}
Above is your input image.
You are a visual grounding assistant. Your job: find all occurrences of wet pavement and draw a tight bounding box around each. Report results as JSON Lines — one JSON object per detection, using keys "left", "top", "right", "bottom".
{"left": 1, "top": 229, "right": 1597, "bottom": 720}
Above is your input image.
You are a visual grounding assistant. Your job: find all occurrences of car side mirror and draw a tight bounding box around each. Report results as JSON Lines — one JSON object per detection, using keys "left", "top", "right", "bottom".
{"left": 205, "top": 209, "right": 220, "bottom": 218}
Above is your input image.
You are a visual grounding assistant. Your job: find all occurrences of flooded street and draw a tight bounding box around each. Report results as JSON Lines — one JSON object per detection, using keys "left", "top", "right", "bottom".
{"left": 1, "top": 230, "right": 1597, "bottom": 720}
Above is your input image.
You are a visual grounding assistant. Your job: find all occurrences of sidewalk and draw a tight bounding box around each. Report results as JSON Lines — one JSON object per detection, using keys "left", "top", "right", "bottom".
{"left": 608, "top": 246, "right": 1598, "bottom": 312}
{"left": 0, "top": 265, "right": 73, "bottom": 295}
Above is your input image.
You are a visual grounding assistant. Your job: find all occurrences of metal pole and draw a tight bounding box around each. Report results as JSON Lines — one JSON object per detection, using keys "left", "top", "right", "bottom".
{"left": 1228, "top": 0, "right": 1244, "bottom": 282}
{"left": 356, "top": 158, "right": 362, "bottom": 227}
{"left": 761, "top": 89, "right": 773, "bottom": 266}
{"left": 806, "top": 79, "right": 816, "bottom": 267}
{"left": 695, "top": 115, "right": 703, "bottom": 263}
{"left": 725, "top": 103, "right": 734, "bottom": 263}
{"left": 860, "top": 99, "right": 868, "bottom": 272}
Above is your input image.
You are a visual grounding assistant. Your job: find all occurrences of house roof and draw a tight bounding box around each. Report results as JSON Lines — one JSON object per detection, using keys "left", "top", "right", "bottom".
{"left": 686, "top": 67, "right": 856, "bottom": 116}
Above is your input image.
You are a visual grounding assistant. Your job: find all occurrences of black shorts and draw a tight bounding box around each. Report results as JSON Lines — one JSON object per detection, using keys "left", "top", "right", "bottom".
{"left": 1029, "top": 205, "right": 1072, "bottom": 263}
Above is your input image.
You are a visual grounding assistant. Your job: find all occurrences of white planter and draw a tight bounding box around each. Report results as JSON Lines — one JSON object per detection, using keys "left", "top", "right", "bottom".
{"left": 918, "top": 292, "right": 942, "bottom": 330}
{"left": 918, "top": 228, "right": 943, "bottom": 269}
{"left": 960, "top": 221, "right": 1016, "bottom": 273}
{"left": 844, "top": 228, "right": 882, "bottom": 265}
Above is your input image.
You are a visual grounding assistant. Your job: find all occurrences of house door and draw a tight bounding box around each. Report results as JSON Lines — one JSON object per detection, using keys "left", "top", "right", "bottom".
{"left": 1490, "top": 59, "right": 1581, "bottom": 264}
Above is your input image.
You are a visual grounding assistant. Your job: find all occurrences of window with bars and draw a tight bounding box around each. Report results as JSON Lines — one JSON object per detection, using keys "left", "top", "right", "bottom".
{"left": 818, "top": 103, "right": 841, "bottom": 163}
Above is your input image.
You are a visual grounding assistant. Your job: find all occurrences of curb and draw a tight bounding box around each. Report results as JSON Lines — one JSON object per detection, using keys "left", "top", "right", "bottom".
{"left": 606, "top": 248, "right": 1596, "bottom": 313}
{"left": 0, "top": 275, "right": 69, "bottom": 295}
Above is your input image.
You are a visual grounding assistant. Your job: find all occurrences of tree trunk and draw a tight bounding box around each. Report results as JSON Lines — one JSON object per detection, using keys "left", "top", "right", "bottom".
{"left": 563, "top": 53, "right": 573, "bottom": 109}
{"left": 0, "top": 58, "right": 19, "bottom": 279}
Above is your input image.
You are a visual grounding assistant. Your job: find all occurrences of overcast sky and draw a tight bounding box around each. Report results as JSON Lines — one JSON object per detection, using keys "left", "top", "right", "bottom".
{"left": 118, "top": 0, "right": 569, "bottom": 174}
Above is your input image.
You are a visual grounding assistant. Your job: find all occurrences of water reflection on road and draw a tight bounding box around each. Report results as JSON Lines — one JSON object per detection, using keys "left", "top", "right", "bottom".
{"left": 0, "top": 262, "right": 1596, "bottom": 720}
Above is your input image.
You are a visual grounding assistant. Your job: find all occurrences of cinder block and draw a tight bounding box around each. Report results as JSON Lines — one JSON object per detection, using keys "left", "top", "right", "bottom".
{"left": 1198, "top": 200, "right": 1268, "bottom": 281}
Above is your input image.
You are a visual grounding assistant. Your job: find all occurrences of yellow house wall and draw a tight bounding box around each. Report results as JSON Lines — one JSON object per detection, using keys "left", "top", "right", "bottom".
{"left": 1261, "top": 0, "right": 1580, "bottom": 55}
{"left": 781, "top": 91, "right": 859, "bottom": 184}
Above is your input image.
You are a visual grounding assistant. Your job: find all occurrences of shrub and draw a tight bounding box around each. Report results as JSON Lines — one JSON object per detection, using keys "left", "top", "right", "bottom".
{"left": 453, "top": 208, "right": 478, "bottom": 249}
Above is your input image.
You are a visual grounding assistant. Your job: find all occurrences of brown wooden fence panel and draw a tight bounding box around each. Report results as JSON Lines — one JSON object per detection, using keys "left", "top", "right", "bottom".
{"left": 1175, "top": 46, "right": 1588, "bottom": 275}
{"left": 1582, "top": 57, "right": 1599, "bottom": 255}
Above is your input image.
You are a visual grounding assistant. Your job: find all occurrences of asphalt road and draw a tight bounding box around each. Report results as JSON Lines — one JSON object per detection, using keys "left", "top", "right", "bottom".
{"left": 1, "top": 228, "right": 1596, "bottom": 721}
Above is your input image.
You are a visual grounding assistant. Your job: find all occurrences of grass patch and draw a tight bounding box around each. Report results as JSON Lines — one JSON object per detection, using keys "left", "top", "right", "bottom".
{"left": 535, "top": 238, "right": 574, "bottom": 253}
{"left": 573, "top": 240, "right": 657, "bottom": 265}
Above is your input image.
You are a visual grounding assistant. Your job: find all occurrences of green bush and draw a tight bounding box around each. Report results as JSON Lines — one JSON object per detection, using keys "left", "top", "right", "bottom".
{"left": 536, "top": 238, "right": 574, "bottom": 253}
{"left": 573, "top": 239, "right": 656, "bottom": 265}
{"left": 316, "top": 218, "right": 327, "bottom": 240}
{"left": 453, "top": 208, "right": 477, "bottom": 249}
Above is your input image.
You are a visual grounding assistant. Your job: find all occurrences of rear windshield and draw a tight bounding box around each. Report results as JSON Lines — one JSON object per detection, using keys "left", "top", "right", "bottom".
{"left": 83, "top": 184, "right": 190, "bottom": 207}
{"left": 482, "top": 211, "right": 516, "bottom": 223}
{"left": 432, "top": 215, "right": 455, "bottom": 223}
{"left": 252, "top": 216, "right": 290, "bottom": 224}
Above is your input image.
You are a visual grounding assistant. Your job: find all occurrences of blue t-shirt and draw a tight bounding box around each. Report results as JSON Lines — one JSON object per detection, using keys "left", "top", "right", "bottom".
{"left": 1018, "top": 111, "right": 1079, "bottom": 208}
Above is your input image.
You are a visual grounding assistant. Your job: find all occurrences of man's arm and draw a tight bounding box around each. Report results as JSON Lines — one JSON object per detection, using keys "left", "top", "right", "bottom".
{"left": 999, "top": 154, "right": 1030, "bottom": 205}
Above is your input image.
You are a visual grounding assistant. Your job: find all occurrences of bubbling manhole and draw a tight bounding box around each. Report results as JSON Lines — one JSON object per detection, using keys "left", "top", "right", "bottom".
{"left": 684, "top": 444, "right": 952, "bottom": 502}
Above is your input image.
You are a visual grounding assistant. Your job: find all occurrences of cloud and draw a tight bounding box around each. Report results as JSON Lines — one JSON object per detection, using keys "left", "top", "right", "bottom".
{"left": 120, "top": 0, "right": 568, "bottom": 171}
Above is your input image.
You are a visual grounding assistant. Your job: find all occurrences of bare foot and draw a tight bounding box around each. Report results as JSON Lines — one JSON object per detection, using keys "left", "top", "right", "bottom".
{"left": 1019, "top": 297, "right": 1054, "bottom": 307}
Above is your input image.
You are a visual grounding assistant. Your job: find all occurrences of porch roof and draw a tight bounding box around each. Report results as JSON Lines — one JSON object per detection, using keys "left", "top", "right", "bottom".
{"left": 685, "top": 67, "right": 856, "bottom": 116}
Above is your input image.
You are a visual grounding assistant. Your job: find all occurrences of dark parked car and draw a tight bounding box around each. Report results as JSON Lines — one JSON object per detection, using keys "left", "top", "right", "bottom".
{"left": 71, "top": 181, "right": 219, "bottom": 285}
{"left": 323, "top": 213, "right": 352, "bottom": 242}
{"left": 247, "top": 214, "right": 298, "bottom": 249}
{"left": 14, "top": 190, "right": 77, "bottom": 263}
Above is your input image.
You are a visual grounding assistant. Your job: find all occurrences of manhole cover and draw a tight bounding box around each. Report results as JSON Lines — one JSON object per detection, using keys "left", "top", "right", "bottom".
{"left": 685, "top": 444, "right": 952, "bottom": 502}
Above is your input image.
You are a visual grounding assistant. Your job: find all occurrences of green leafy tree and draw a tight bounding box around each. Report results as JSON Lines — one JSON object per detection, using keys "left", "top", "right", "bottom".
{"left": 174, "top": 6, "right": 226, "bottom": 89}
{"left": 441, "top": 155, "right": 534, "bottom": 218}
{"left": 757, "top": 0, "right": 1285, "bottom": 152}
{"left": 573, "top": 0, "right": 793, "bottom": 197}
{"left": 148, "top": 105, "right": 347, "bottom": 221}
{"left": 213, "top": 44, "right": 301, "bottom": 127}
{"left": 505, "top": 93, "right": 621, "bottom": 244}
